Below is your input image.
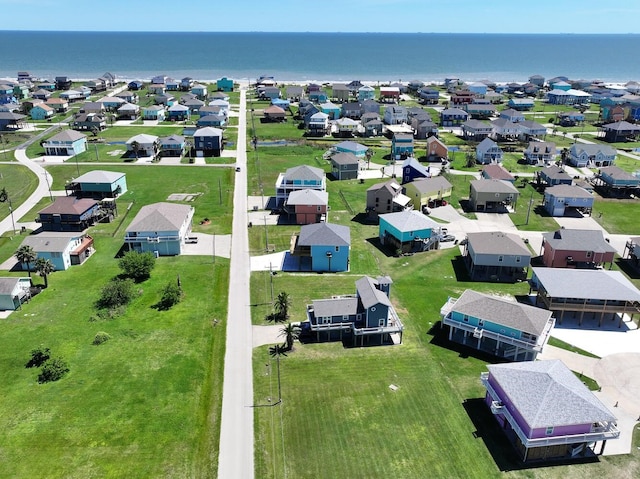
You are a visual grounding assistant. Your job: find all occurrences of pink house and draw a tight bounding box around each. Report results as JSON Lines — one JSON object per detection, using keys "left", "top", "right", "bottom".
{"left": 540, "top": 228, "right": 616, "bottom": 269}
{"left": 481, "top": 360, "right": 618, "bottom": 462}
{"left": 284, "top": 189, "right": 328, "bottom": 225}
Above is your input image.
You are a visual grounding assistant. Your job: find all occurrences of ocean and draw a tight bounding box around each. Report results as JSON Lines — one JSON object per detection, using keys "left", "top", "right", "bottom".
{"left": 2, "top": 31, "right": 640, "bottom": 84}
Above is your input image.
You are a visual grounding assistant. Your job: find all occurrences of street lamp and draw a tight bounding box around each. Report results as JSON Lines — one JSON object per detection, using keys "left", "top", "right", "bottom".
{"left": 326, "top": 251, "right": 333, "bottom": 272}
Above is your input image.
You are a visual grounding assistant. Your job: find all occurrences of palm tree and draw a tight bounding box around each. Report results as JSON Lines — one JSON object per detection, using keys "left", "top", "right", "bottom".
{"left": 34, "top": 258, "right": 54, "bottom": 288}
{"left": 15, "top": 245, "right": 36, "bottom": 278}
{"left": 279, "top": 322, "right": 301, "bottom": 351}
{"left": 274, "top": 291, "right": 290, "bottom": 321}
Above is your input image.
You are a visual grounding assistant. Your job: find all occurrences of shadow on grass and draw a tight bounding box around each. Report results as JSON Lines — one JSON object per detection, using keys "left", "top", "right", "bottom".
{"left": 351, "top": 212, "right": 377, "bottom": 225}
{"left": 462, "top": 398, "right": 600, "bottom": 472}
{"left": 450, "top": 255, "right": 472, "bottom": 281}
{"left": 427, "top": 321, "right": 510, "bottom": 363}
{"left": 365, "top": 236, "right": 396, "bottom": 258}
{"left": 615, "top": 258, "right": 640, "bottom": 280}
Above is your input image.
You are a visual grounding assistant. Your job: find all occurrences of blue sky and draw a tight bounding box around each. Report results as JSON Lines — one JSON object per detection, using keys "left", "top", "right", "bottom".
{"left": 1, "top": 0, "right": 639, "bottom": 33}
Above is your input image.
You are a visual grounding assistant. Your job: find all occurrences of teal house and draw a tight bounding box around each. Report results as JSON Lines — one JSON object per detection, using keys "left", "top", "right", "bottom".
{"left": 30, "top": 103, "right": 54, "bottom": 120}
{"left": 379, "top": 210, "right": 442, "bottom": 253}
{"left": 217, "top": 77, "right": 234, "bottom": 92}
{"left": 290, "top": 222, "right": 351, "bottom": 272}
{"left": 0, "top": 277, "right": 32, "bottom": 310}
{"left": 440, "top": 289, "right": 555, "bottom": 361}
{"left": 65, "top": 170, "right": 127, "bottom": 199}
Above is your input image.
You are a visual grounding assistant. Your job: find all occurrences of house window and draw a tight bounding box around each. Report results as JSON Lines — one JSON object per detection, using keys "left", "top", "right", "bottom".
{"left": 498, "top": 255, "right": 503, "bottom": 262}
{"left": 379, "top": 319, "right": 385, "bottom": 327}
{"left": 586, "top": 251, "right": 593, "bottom": 258}
{"left": 463, "top": 315, "right": 469, "bottom": 323}
{"left": 321, "top": 317, "right": 331, "bottom": 324}
{"left": 317, "top": 206, "right": 321, "bottom": 212}
{"left": 545, "top": 427, "right": 554, "bottom": 435}
{"left": 335, "top": 246, "right": 339, "bottom": 252}
{"left": 342, "top": 315, "right": 349, "bottom": 322}
{"left": 356, "top": 314, "right": 361, "bottom": 321}
{"left": 515, "top": 256, "right": 521, "bottom": 263}
{"left": 478, "top": 319, "right": 484, "bottom": 327}
{"left": 371, "top": 306, "right": 377, "bottom": 312}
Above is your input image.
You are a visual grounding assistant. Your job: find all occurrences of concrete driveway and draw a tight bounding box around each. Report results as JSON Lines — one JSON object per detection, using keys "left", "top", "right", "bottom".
{"left": 180, "top": 232, "right": 231, "bottom": 258}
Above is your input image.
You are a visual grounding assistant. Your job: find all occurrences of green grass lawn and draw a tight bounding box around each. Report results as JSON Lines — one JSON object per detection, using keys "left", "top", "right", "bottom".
{"left": 253, "top": 246, "right": 640, "bottom": 479}
{"left": 0, "top": 164, "right": 39, "bottom": 222}
{"left": 509, "top": 183, "right": 560, "bottom": 232}
{"left": 44, "top": 165, "right": 235, "bottom": 235}
{"left": 0, "top": 130, "right": 39, "bottom": 153}
{"left": 591, "top": 197, "right": 640, "bottom": 235}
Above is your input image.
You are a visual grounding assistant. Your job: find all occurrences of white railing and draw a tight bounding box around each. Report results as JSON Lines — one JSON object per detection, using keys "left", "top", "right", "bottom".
{"left": 443, "top": 315, "right": 541, "bottom": 352}
{"left": 481, "top": 374, "right": 619, "bottom": 448}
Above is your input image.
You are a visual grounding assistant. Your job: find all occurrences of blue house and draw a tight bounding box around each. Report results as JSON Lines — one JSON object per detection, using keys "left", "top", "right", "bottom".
{"left": 334, "top": 140, "right": 368, "bottom": 157}
{"left": 124, "top": 202, "right": 194, "bottom": 256}
{"left": 30, "top": 103, "right": 54, "bottom": 120}
{"left": 440, "top": 108, "right": 468, "bottom": 126}
{"left": 476, "top": 137, "right": 503, "bottom": 164}
{"left": 391, "top": 133, "right": 414, "bottom": 160}
{"left": 401, "top": 157, "right": 430, "bottom": 184}
{"left": 537, "top": 165, "right": 572, "bottom": 186}
{"left": 379, "top": 209, "right": 442, "bottom": 253}
{"left": 191, "top": 83, "right": 208, "bottom": 100}
{"left": 308, "top": 90, "right": 328, "bottom": 103}
{"left": 507, "top": 98, "right": 535, "bottom": 110}
{"left": 193, "top": 126, "right": 223, "bottom": 156}
{"left": 357, "top": 85, "right": 376, "bottom": 101}
{"left": 304, "top": 275, "right": 404, "bottom": 345}
{"left": 543, "top": 185, "right": 594, "bottom": 216}
{"left": 65, "top": 170, "right": 127, "bottom": 199}
{"left": 595, "top": 166, "right": 640, "bottom": 191}
{"left": 20, "top": 232, "right": 95, "bottom": 271}
{"left": 159, "top": 135, "right": 186, "bottom": 157}
{"left": 128, "top": 80, "right": 144, "bottom": 90}
{"left": 143, "top": 105, "right": 166, "bottom": 121}
{"left": 43, "top": 130, "right": 87, "bottom": 156}
{"left": 217, "top": 77, "right": 234, "bottom": 92}
{"left": 320, "top": 101, "right": 341, "bottom": 119}
{"left": 0, "top": 277, "right": 32, "bottom": 310}
{"left": 168, "top": 104, "right": 191, "bottom": 121}
{"left": 197, "top": 114, "right": 226, "bottom": 127}
{"left": 440, "top": 289, "right": 555, "bottom": 361}
{"left": 290, "top": 222, "right": 350, "bottom": 272}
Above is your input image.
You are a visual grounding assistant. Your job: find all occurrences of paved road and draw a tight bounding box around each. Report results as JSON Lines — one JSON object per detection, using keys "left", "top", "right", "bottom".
{"left": 217, "top": 87, "right": 254, "bottom": 479}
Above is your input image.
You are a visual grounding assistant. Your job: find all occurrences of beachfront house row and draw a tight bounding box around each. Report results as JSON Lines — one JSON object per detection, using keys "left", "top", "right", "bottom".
{"left": 530, "top": 267, "right": 640, "bottom": 327}
{"left": 404, "top": 176, "right": 452, "bottom": 211}
{"left": 289, "top": 222, "right": 350, "bottom": 272}
{"left": 440, "top": 289, "right": 554, "bottom": 361}
{"left": 463, "top": 231, "right": 531, "bottom": 282}
{"left": 65, "top": 170, "right": 127, "bottom": 200}
{"left": 480, "top": 360, "right": 618, "bottom": 462}
{"left": 42, "top": 130, "right": 87, "bottom": 156}
{"left": 540, "top": 228, "right": 616, "bottom": 269}
{"left": 124, "top": 202, "right": 194, "bottom": 256}
{"left": 0, "top": 277, "right": 32, "bottom": 311}
{"left": 275, "top": 165, "right": 326, "bottom": 206}
{"left": 542, "top": 185, "right": 594, "bottom": 217}
{"left": 19, "top": 231, "right": 94, "bottom": 271}
{"left": 304, "top": 275, "right": 403, "bottom": 346}
{"left": 365, "top": 180, "right": 412, "bottom": 219}
{"left": 379, "top": 210, "right": 443, "bottom": 253}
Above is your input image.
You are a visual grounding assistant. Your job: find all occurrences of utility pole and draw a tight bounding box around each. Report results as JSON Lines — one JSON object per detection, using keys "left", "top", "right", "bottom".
{"left": 264, "top": 215, "right": 269, "bottom": 252}
{"left": 525, "top": 191, "right": 534, "bottom": 225}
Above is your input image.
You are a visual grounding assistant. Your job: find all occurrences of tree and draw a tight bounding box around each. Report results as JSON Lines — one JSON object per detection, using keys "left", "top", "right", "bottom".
{"left": 34, "top": 257, "right": 54, "bottom": 288}
{"left": 26, "top": 346, "right": 51, "bottom": 368}
{"left": 273, "top": 291, "right": 291, "bottom": 321}
{"left": 37, "top": 357, "right": 69, "bottom": 383}
{"left": 158, "top": 281, "right": 182, "bottom": 310}
{"left": 15, "top": 245, "right": 36, "bottom": 278}
{"left": 118, "top": 250, "right": 156, "bottom": 282}
{"left": 279, "top": 322, "right": 301, "bottom": 351}
{"left": 98, "top": 278, "right": 135, "bottom": 310}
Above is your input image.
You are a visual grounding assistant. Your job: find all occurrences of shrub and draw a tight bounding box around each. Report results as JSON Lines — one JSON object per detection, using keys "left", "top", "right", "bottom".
{"left": 26, "top": 346, "right": 51, "bottom": 368}
{"left": 118, "top": 251, "right": 156, "bottom": 282}
{"left": 93, "top": 332, "right": 111, "bottom": 345}
{"left": 37, "top": 357, "right": 69, "bottom": 383}
{"left": 159, "top": 281, "right": 182, "bottom": 310}
{"left": 98, "top": 278, "right": 135, "bottom": 310}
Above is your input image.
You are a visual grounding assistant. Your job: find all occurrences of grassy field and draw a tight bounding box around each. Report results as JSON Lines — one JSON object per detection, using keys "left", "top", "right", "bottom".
{"left": 252, "top": 247, "right": 640, "bottom": 479}
{"left": 0, "top": 164, "right": 39, "bottom": 223}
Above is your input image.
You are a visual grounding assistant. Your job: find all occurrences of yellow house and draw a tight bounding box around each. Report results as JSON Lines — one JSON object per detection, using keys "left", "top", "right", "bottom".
{"left": 404, "top": 176, "right": 453, "bottom": 210}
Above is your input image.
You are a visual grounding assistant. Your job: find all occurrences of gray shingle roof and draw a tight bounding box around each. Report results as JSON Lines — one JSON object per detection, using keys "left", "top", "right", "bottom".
{"left": 379, "top": 210, "right": 441, "bottom": 233}
{"left": 542, "top": 228, "right": 617, "bottom": 254}
{"left": 331, "top": 152, "right": 358, "bottom": 166}
{"left": 284, "top": 165, "right": 324, "bottom": 182}
{"left": 287, "top": 189, "right": 328, "bottom": 206}
{"left": 74, "top": 170, "right": 125, "bottom": 184}
{"left": 39, "top": 196, "right": 97, "bottom": 215}
{"left": 599, "top": 166, "right": 638, "bottom": 181}
{"left": 487, "top": 360, "right": 616, "bottom": 429}
{"left": 47, "top": 130, "right": 87, "bottom": 142}
{"left": 451, "top": 289, "right": 552, "bottom": 336}
{"left": 545, "top": 184, "right": 592, "bottom": 199}
{"left": 21, "top": 231, "right": 82, "bottom": 252}
{"left": 407, "top": 176, "right": 452, "bottom": 194}
{"left": 0, "top": 277, "right": 21, "bottom": 295}
{"left": 126, "top": 202, "right": 193, "bottom": 233}
{"left": 298, "top": 222, "right": 350, "bottom": 247}
{"left": 540, "top": 165, "right": 570, "bottom": 180}
{"left": 470, "top": 179, "right": 518, "bottom": 194}
{"left": 466, "top": 232, "right": 531, "bottom": 257}
{"left": 355, "top": 276, "right": 391, "bottom": 309}
{"left": 532, "top": 267, "right": 640, "bottom": 301}
{"left": 312, "top": 297, "right": 358, "bottom": 317}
